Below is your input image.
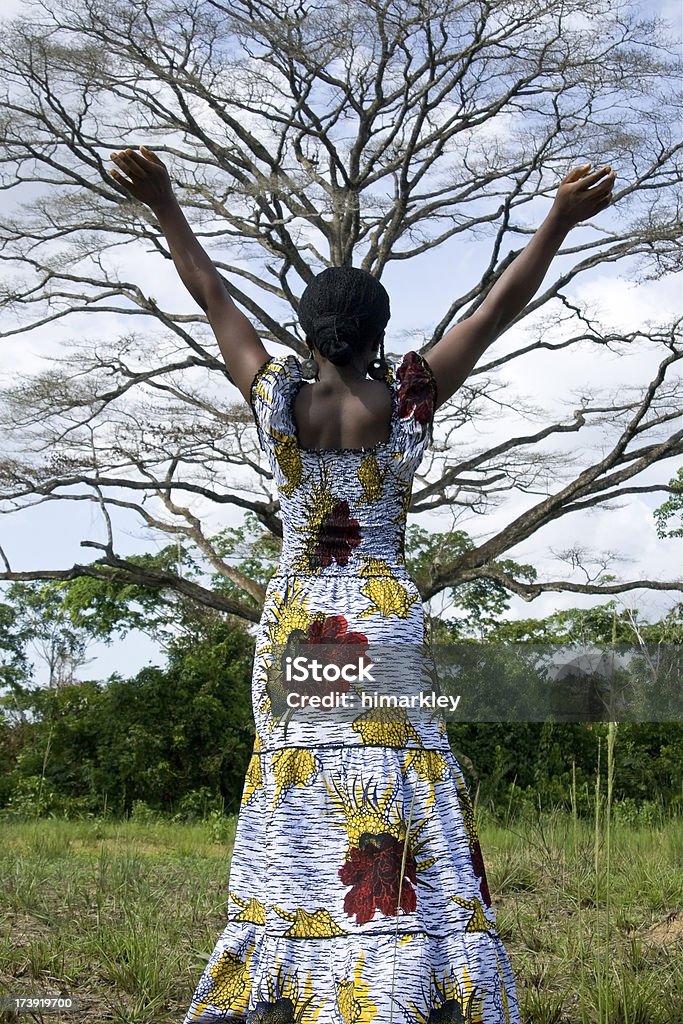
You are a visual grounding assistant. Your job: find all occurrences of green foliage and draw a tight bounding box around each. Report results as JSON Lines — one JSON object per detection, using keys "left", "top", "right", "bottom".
{"left": 208, "top": 511, "right": 282, "bottom": 592}
{"left": 5, "top": 581, "right": 92, "bottom": 682}
{"left": 0, "top": 598, "right": 32, "bottom": 688}
{"left": 1, "top": 609, "right": 254, "bottom": 818}
{"left": 130, "top": 799, "right": 164, "bottom": 824}
{"left": 171, "top": 786, "right": 227, "bottom": 822}
{"left": 88, "top": 614, "right": 254, "bottom": 816}
{"left": 53, "top": 545, "right": 206, "bottom": 645}
{"left": 1, "top": 514, "right": 682, "bottom": 822}
{"left": 406, "top": 524, "right": 537, "bottom": 640}
{"left": 32, "top": 515, "right": 282, "bottom": 648}
{"left": 4, "top": 773, "right": 56, "bottom": 817}
{"left": 654, "top": 466, "right": 683, "bottom": 539}
{"left": 57, "top": 565, "right": 173, "bottom": 641}
{"left": 472, "top": 600, "right": 683, "bottom": 644}
{"left": 446, "top": 719, "right": 683, "bottom": 817}
{"left": 446, "top": 722, "right": 601, "bottom": 816}
{"left": 440, "top": 600, "right": 683, "bottom": 814}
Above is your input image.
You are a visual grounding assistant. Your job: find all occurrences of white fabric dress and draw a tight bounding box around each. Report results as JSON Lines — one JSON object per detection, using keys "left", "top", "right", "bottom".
{"left": 183, "top": 350, "right": 520, "bottom": 1024}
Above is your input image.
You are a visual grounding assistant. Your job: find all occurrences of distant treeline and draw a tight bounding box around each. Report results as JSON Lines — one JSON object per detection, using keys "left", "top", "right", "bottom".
{"left": 1, "top": 527, "right": 681, "bottom": 820}
{"left": 1, "top": 598, "right": 681, "bottom": 820}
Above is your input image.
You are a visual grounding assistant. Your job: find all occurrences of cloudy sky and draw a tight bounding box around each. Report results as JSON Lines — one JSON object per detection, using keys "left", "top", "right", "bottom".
{"left": 1, "top": 0, "right": 681, "bottom": 684}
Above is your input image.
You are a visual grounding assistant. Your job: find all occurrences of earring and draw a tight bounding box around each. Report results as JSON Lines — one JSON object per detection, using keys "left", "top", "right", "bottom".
{"left": 300, "top": 348, "right": 319, "bottom": 380}
{"left": 367, "top": 336, "right": 388, "bottom": 380}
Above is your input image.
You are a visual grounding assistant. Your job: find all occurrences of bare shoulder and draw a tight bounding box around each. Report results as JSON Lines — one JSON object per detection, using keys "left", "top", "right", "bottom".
{"left": 364, "top": 377, "right": 394, "bottom": 411}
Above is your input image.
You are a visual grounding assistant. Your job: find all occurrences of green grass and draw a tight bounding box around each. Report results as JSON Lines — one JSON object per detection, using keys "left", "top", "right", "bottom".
{"left": 481, "top": 805, "right": 683, "bottom": 1023}
{"left": 0, "top": 820, "right": 235, "bottom": 1023}
{"left": 0, "top": 812, "right": 681, "bottom": 1023}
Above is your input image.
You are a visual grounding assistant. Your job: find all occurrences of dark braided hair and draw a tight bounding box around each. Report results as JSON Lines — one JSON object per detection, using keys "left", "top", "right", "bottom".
{"left": 298, "top": 267, "right": 390, "bottom": 366}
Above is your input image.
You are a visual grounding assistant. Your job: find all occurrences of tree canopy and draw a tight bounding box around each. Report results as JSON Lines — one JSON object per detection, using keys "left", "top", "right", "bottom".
{"left": 0, "top": 0, "right": 681, "bottom": 619}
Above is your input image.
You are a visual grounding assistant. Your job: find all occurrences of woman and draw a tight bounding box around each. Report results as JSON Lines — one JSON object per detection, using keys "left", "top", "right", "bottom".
{"left": 110, "top": 148, "right": 615, "bottom": 1023}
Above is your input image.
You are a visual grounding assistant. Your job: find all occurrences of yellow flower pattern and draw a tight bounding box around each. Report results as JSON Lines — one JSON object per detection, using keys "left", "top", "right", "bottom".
{"left": 450, "top": 893, "right": 498, "bottom": 934}
{"left": 271, "top": 427, "right": 304, "bottom": 496}
{"left": 272, "top": 748, "right": 321, "bottom": 807}
{"left": 336, "top": 952, "right": 378, "bottom": 1023}
{"left": 403, "top": 964, "right": 486, "bottom": 1024}
{"left": 242, "top": 745, "right": 264, "bottom": 807}
{"left": 356, "top": 452, "right": 383, "bottom": 503}
{"left": 273, "top": 906, "right": 347, "bottom": 938}
{"left": 229, "top": 892, "right": 267, "bottom": 925}
{"left": 188, "top": 942, "right": 255, "bottom": 1020}
{"left": 357, "top": 557, "right": 419, "bottom": 619}
{"left": 351, "top": 706, "right": 421, "bottom": 747}
{"left": 401, "top": 749, "right": 451, "bottom": 812}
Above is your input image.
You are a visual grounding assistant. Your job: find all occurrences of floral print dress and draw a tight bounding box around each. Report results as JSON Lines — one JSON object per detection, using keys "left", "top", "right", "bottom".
{"left": 183, "top": 351, "right": 520, "bottom": 1024}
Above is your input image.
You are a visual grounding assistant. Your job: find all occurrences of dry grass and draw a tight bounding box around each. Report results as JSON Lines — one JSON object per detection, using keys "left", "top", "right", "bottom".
{"left": 0, "top": 808, "right": 681, "bottom": 1023}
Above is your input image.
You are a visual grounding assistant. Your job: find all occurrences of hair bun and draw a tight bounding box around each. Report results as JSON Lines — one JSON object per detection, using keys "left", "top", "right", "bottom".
{"left": 297, "top": 267, "right": 391, "bottom": 365}
{"left": 312, "top": 313, "right": 360, "bottom": 366}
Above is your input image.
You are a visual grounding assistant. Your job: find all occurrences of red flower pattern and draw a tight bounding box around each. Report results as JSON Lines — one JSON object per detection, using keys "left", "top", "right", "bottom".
{"left": 339, "top": 832, "right": 418, "bottom": 925}
{"left": 306, "top": 614, "right": 368, "bottom": 650}
{"left": 396, "top": 351, "right": 437, "bottom": 427}
{"left": 282, "top": 616, "right": 370, "bottom": 705}
{"left": 312, "top": 499, "right": 362, "bottom": 568}
{"left": 309, "top": 617, "right": 368, "bottom": 696}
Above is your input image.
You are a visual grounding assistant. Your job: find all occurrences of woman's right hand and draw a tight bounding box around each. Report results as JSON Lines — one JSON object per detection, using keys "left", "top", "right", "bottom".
{"left": 109, "top": 146, "right": 175, "bottom": 211}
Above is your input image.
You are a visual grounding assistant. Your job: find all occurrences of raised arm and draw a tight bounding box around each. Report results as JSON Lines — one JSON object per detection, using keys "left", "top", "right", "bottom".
{"left": 424, "top": 164, "right": 617, "bottom": 408}
{"left": 109, "top": 147, "right": 270, "bottom": 402}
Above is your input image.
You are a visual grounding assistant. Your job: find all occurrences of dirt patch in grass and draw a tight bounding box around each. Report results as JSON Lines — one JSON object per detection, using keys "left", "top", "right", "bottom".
{"left": 0, "top": 913, "right": 53, "bottom": 944}
{"left": 636, "top": 911, "right": 683, "bottom": 947}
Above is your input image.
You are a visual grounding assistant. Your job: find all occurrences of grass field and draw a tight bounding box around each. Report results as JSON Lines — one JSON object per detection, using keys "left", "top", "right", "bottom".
{"left": 0, "top": 808, "right": 682, "bottom": 1024}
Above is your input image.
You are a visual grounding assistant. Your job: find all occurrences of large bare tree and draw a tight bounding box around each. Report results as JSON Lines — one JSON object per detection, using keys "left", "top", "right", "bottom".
{"left": 0, "top": 0, "right": 681, "bottom": 622}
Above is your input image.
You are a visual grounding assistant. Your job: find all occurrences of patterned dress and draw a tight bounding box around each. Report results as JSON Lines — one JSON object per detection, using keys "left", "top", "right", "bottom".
{"left": 183, "top": 351, "right": 520, "bottom": 1024}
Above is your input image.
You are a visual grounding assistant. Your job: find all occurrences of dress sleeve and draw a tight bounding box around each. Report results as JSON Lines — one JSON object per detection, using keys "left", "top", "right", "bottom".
{"left": 249, "top": 354, "right": 304, "bottom": 494}
{"left": 249, "top": 354, "right": 302, "bottom": 450}
{"left": 393, "top": 350, "right": 438, "bottom": 473}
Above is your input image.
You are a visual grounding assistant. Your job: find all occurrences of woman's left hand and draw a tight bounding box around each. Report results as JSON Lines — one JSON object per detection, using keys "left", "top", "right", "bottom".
{"left": 550, "top": 163, "right": 617, "bottom": 229}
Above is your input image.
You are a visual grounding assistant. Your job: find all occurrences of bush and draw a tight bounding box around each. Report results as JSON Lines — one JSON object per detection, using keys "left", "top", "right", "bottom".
{"left": 129, "top": 799, "right": 163, "bottom": 824}
{"left": 172, "top": 787, "right": 226, "bottom": 822}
